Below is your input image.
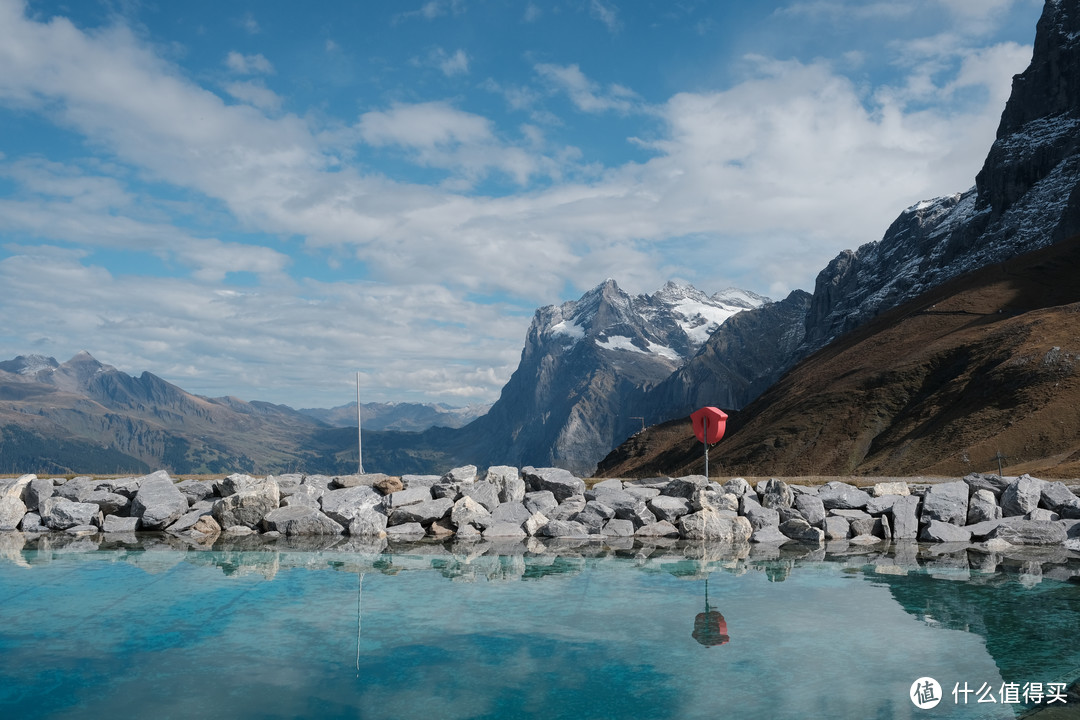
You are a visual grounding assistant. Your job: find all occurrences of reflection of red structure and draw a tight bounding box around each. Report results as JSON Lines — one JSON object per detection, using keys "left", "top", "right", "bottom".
{"left": 693, "top": 610, "right": 729, "bottom": 647}
{"left": 690, "top": 407, "right": 727, "bottom": 444}
{"left": 692, "top": 577, "right": 729, "bottom": 647}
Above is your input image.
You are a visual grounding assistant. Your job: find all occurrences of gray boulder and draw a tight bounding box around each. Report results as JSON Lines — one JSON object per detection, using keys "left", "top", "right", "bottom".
{"left": 401, "top": 474, "right": 441, "bottom": 488}
{"left": 523, "top": 511, "right": 550, "bottom": 537}
{"left": 750, "top": 525, "right": 790, "bottom": 544}
{"left": 963, "top": 472, "right": 1010, "bottom": 499}
{"left": 177, "top": 479, "right": 214, "bottom": 506}
{"left": 484, "top": 466, "right": 526, "bottom": 503}
{"left": 823, "top": 515, "right": 850, "bottom": 540}
{"left": 794, "top": 494, "right": 826, "bottom": 527}
{"left": 54, "top": 476, "right": 98, "bottom": 502}
{"left": 262, "top": 506, "right": 344, "bottom": 536}
{"left": 1001, "top": 476, "right": 1046, "bottom": 517}
{"left": 778, "top": 518, "right": 824, "bottom": 543}
{"left": 331, "top": 473, "right": 387, "bottom": 489}
{"left": 889, "top": 496, "right": 920, "bottom": 539}
{"left": 622, "top": 502, "right": 657, "bottom": 528}
{"left": 634, "top": 520, "right": 681, "bottom": 538}
{"left": 131, "top": 474, "right": 190, "bottom": 530}
{"left": 489, "top": 502, "right": 532, "bottom": 527}
{"left": 388, "top": 498, "right": 453, "bottom": 527}
{"left": 623, "top": 486, "right": 661, "bottom": 502}
{"left": 679, "top": 509, "right": 752, "bottom": 542}
{"left": 210, "top": 479, "right": 280, "bottom": 530}
{"left": 743, "top": 503, "right": 780, "bottom": 531}
{"left": 818, "top": 482, "right": 871, "bottom": 510}
{"left": 39, "top": 497, "right": 100, "bottom": 530}
{"left": 19, "top": 513, "right": 46, "bottom": 533}
{"left": 22, "top": 477, "right": 53, "bottom": 512}
{"left": 667, "top": 475, "right": 709, "bottom": 499}
{"left": 986, "top": 520, "right": 1067, "bottom": 546}
{"left": 920, "top": 481, "right": 969, "bottom": 526}
{"left": 482, "top": 522, "right": 527, "bottom": 539}
{"left": 920, "top": 520, "right": 972, "bottom": 543}
{"left": 442, "top": 465, "right": 478, "bottom": 484}
{"left": 865, "top": 494, "right": 903, "bottom": 516}
{"left": 450, "top": 496, "right": 491, "bottom": 529}
{"left": 692, "top": 488, "right": 739, "bottom": 513}
{"left": 283, "top": 484, "right": 323, "bottom": 508}
{"left": 647, "top": 495, "right": 691, "bottom": 523}
{"left": 536, "top": 519, "right": 591, "bottom": 538}
{"left": 870, "top": 481, "right": 909, "bottom": 497}
{"left": 102, "top": 515, "right": 140, "bottom": 533}
{"left": 385, "top": 486, "right": 433, "bottom": 509}
{"left": 523, "top": 490, "right": 559, "bottom": 516}
{"left": 722, "top": 477, "right": 752, "bottom": 497}
{"left": 83, "top": 490, "right": 130, "bottom": 517}
{"left": 574, "top": 501, "right": 616, "bottom": 533}
{"left": 1040, "top": 481, "right": 1079, "bottom": 512}
{"left": 759, "top": 478, "right": 794, "bottom": 509}
{"left": 320, "top": 486, "right": 382, "bottom": 527}
{"left": 522, "top": 467, "right": 585, "bottom": 502}
{"left": 967, "top": 489, "right": 1001, "bottom": 524}
{"left": 0, "top": 496, "right": 26, "bottom": 531}
{"left": 460, "top": 481, "right": 501, "bottom": 513}
{"left": 587, "top": 487, "right": 640, "bottom": 515}
{"left": 0, "top": 474, "right": 35, "bottom": 499}
{"left": 214, "top": 473, "right": 261, "bottom": 497}
{"left": 551, "top": 496, "right": 587, "bottom": 521}
{"left": 348, "top": 506, "right": 388, "bottom": 538}
{"left": 602, "top": 518, "right": 635, "bottom": 537}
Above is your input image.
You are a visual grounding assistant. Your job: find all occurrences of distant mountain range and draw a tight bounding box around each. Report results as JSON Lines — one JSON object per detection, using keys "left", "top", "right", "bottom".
{"left": 298, "top": 401, "right": 489, "bottom": 432}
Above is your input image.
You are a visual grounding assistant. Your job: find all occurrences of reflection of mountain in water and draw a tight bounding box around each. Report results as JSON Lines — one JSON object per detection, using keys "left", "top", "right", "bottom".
{"left": 866, "top": 555, "right": 1080, "bottom": 690}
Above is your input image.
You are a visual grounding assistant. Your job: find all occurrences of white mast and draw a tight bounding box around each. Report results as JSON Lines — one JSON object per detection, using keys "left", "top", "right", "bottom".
{"left": 357, "top": 371, "right": 364, "bottom": 474}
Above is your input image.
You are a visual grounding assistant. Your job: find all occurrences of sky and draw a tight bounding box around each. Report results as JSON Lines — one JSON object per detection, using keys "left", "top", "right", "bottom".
{"left": 0, "top": 0, "right": 1044, "bottom": 409}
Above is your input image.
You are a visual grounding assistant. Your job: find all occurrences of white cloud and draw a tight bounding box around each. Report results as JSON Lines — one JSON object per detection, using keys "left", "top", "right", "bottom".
{"left": 225, "top": 51, "right": 274, "bottom": 75}
{"left": 224, "top": 80, "right": 283, "bottom": 112}
{"left": 589, "top": 0, "right": 621, "bottom": 33}
{"left": 0, "top": 246, "right": 523, "bottom": 406}
{"left": 535, "top": 63, "right": 640, "bottom": 114}
{"left": 356, "top": 101, "right": 551, "bottom": 185}
{"left": 438, "top": 48, "right": 469, "bottom": 76}
{"left": 240, "top": 12, "right": 260, "bottom": 34}
{"left": 0, "top": 0, "right": 1039, "bottom": 403}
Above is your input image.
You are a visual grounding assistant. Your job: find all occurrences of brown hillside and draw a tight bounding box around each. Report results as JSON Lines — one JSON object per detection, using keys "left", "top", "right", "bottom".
{"left": 596, "top": 237, "right": 1080, "bottom": 479}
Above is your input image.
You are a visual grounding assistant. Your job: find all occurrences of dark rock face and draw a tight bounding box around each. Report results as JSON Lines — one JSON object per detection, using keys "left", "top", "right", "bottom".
{"left": 637, "top": 289, "right": 812, "bottom": 424}
{"left": 802, "top": 0, "right": 1080, "bottom": 354}
{"left": 458, "top": 280, "right": 767, "bottom": 474}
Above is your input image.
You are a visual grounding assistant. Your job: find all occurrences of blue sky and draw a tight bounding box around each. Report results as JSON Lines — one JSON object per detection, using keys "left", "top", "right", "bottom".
{"left": 0, "top": 0, "right": 1043, "bottom": 408}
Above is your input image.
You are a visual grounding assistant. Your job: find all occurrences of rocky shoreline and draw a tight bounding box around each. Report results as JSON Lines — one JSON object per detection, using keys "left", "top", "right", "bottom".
{"left": 0, "top": 467, "right": 1078, "bottom": 551}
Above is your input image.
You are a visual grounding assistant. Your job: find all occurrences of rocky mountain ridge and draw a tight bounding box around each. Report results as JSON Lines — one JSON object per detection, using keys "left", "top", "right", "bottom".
{"left": 441, "top": 279, "right": 769, "bottom": 475}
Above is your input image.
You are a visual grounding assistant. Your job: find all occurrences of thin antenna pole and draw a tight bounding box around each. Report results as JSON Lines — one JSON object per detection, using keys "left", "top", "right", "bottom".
{"left": 357, "top": 372, "right": 364, "bottom": 474}
{"left": 703, "top": 417, "right": 709, "bottom": 479}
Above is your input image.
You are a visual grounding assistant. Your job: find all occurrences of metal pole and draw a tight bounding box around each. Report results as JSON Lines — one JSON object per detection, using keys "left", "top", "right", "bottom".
{"left": 703, "top": 417, "right": 709, "bottom": 479}
{"left": 357, "top": 372, "right": 364, "bottom": 474}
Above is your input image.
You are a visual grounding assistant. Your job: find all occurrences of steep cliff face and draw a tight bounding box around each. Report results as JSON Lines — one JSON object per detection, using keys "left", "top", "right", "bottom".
{"left": 804, "top": 0, "right": 1080, "bottom": 354}
{"left": 462, "top": 279, "right": 767, "bottom": 474}
{"left": 635, "top": 289, "right": 812, "bottom": 424}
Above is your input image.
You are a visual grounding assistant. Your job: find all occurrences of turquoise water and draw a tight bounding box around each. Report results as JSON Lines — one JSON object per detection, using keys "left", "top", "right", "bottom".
{"left": 0, "top": 536, "right": 1078, "bottom": 719}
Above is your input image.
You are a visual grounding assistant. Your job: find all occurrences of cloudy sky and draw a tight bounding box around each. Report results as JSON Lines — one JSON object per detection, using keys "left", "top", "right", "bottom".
{"left": 0, "top": 0, "right": 1043, "bottom": 409}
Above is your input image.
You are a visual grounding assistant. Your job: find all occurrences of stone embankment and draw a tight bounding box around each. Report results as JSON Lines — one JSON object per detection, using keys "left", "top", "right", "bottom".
{"left": 0, "top": 468, "right": 1078, "bottom": 549}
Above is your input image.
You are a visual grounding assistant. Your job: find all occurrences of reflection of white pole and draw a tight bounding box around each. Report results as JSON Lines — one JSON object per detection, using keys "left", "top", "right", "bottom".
{"left": 357, "top": 372, "right": 364, "bottom": 474}
{"left": 356, "top": 571, "right": 364, "bottom": 677}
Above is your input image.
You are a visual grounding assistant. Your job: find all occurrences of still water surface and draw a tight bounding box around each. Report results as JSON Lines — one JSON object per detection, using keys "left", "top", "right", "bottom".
{"left": 1, "top": 535, "right": 1078, "bottom": 719}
